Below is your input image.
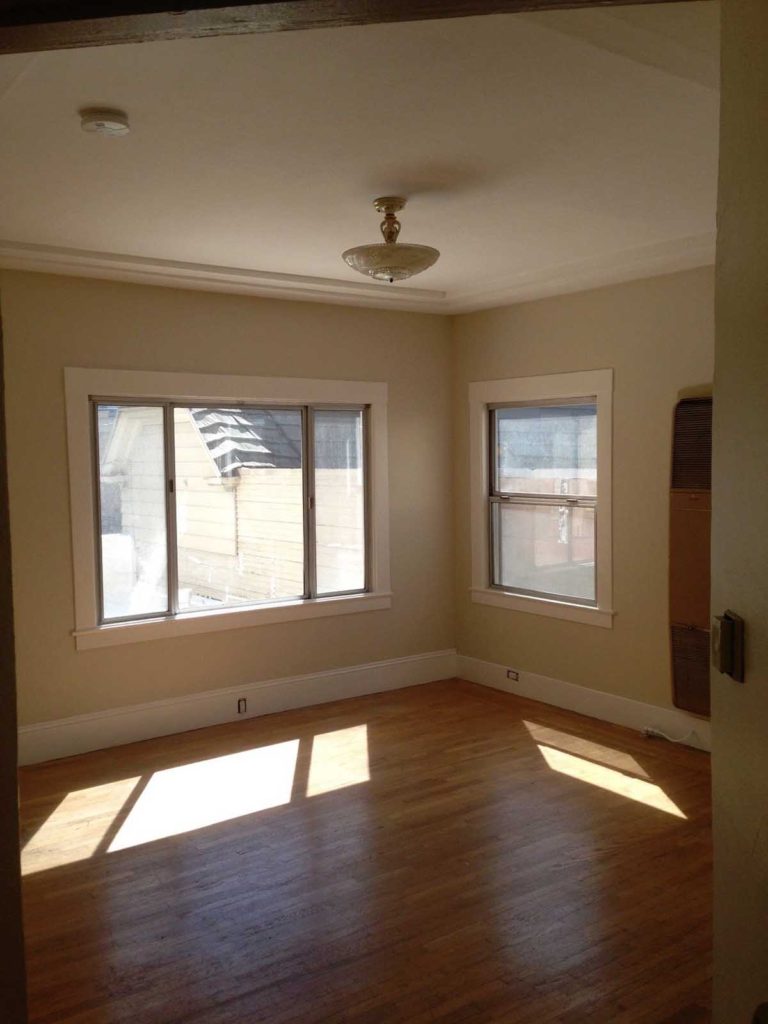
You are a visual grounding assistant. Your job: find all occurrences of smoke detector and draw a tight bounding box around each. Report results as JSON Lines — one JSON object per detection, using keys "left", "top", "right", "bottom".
{"left": 80, "top": 108, "right": 130, "bottom": 137}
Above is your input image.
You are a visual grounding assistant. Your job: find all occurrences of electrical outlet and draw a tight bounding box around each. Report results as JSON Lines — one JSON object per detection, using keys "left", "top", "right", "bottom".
{"left": 507, "top": 669, "right": 519, "bottom": 681}
{"left": 237, "top": 698, "right": 247, "bottom": 714}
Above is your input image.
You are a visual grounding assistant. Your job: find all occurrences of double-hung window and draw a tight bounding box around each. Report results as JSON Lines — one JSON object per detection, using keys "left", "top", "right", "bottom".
{"left": 66, "top": 370, "right": 390, "bottom": 649}
{"left": 470, "top": 370, "right": 613, "bottom": 628}
{"left": 489, "top": 400, "right": 597, "bottom": 605}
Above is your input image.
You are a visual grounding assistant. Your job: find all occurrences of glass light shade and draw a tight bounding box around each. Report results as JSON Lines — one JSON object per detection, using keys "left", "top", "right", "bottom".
{"left": 342, "top": 242, "right": 440, "bottom": 283}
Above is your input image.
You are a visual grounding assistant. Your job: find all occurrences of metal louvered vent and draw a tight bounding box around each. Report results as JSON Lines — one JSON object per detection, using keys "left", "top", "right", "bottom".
{"left": 671, "top": 625, "right": 711, "bottom": 717}
{"left": 671, "top": 398, "right": 713, "bottom": 490}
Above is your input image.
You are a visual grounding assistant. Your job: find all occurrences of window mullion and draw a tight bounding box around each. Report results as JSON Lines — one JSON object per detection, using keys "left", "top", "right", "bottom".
{"left": 164, "top": 404, "right": 179, "bottom": 617}
{"left": 304, "top": 407, "right": 317, "bottom": 600}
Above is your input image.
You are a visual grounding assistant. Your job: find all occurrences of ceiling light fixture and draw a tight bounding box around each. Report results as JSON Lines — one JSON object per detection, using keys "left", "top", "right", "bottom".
{"left": 80, "top": 108, "right": 130, "bottom": 137}
{"left": 342, "top": 197, "right": 439, "bottom": 284}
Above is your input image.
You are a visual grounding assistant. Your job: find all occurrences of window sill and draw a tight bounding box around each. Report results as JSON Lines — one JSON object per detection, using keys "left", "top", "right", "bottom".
{"left": 470, "top": 588, "right": 614, "bottom": 628}
{"left": 73, "top": 592, "right": 393, "bottom": 650}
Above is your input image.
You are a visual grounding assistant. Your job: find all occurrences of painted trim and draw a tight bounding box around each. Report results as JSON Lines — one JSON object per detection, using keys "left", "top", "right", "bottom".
{"left": 447, "top": 234, "right": 716, "bottom": 313}
{"left": 18, "top": 648, "right": 711, "bottom": 765}
{"left": 0, "top": 237, "right": 714, "bottom": 315}
{"left": 74, "top": 592, "right": 394, "bottom": 650}
{"left": 18, "top": 649, "right": 458, "bottom": 765}
{"left": 468, "top": 368, "right": 614, "bottom": 624}
{"left": 64, "top": 368, "right": 390, "bottom": 647}
{"left": 0, "top": 240, "right": 445, "bottom": 313}
{"left": 470, "top": 587, "right": 614, "bottom": 628}
{"left": 457, "top": 654, "right": 710, "bottom": 751}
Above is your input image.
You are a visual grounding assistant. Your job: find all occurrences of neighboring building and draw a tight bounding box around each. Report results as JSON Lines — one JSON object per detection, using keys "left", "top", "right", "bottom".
{"left": 98, "top": 405, "right": 363, "bottom": 617}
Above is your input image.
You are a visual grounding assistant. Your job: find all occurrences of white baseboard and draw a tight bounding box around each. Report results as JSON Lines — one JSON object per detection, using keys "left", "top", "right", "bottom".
{"left": 457, "top": 654, "right": 711, "bottom": 752}
{"left": 18, "top": 649, "right": 458, "bottom": 766}
{"left": 18, "top": 648, "right": 710, "bottom": 766}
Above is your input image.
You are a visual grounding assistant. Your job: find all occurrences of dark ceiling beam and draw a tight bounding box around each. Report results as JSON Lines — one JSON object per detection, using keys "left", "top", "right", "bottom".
{"left": 0, "top": 0, "right": 701, "bottom": 55}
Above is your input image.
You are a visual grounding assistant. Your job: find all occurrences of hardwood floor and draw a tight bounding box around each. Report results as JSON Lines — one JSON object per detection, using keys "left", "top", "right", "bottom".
{"left": 19, "top": 680, "right": 712, "bottom": 1023}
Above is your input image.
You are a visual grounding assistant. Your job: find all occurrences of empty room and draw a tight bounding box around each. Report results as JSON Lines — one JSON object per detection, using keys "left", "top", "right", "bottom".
{"left": 1, "top": 2, "right": 767, "bottom": 1023}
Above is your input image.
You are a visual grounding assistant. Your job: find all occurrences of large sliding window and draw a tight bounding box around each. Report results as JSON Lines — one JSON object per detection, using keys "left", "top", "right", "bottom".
{"left": 93, "top": 401, "right": 368, "bottom": 625}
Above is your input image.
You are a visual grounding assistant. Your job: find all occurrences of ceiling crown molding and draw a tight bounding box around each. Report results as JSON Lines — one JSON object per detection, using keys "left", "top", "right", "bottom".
{"left": 445, "top": 233, "right": 716, "bottom": 312}
{"left": 0, "top": 240, "right": 447, "bottom": 313}
{"left": 0, "top": 235, "right": 716, "bottom": 315}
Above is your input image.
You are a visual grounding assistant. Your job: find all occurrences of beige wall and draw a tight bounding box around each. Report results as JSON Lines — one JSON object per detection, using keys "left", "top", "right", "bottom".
{"left": 2, "top": 265, "right": 717, "bottom": 729}
{"left": 453, "top": 267, "right": 715, "bottom": 709}
{"left": 0, "top": 270, "right": 454, "bottom": 724}
{"left": 712, "top": 1, "right": 768, "bottom": 1019}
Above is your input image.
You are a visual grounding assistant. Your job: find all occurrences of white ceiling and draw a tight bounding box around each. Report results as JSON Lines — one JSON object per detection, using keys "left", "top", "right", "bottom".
{"left": 0, "top": 2, "right": 720, "bottom": 313}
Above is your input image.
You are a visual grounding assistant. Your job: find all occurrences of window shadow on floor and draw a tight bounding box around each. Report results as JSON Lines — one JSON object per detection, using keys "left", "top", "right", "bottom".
{"left": 19, "top": 680, "right": 712, "bottom": 1024}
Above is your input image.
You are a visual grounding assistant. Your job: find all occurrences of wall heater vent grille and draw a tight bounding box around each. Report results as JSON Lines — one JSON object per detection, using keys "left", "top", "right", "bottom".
{"left": 671, "top": 398, "right": 713, "bottom": 490}
{"left": 669, "top": 395, "right": 712, "bottom": 718}
{"left": 670, "top": 625, "right": 711, "bottom": 718}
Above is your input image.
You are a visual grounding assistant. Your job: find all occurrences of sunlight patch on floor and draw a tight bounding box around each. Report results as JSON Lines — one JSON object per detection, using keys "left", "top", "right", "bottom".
{"left": 307, "top": 725, "right": 370, "bottom": 797}
{"left": 22, "top": 724, "right": 372, "bottom": 867}
{"left": 22, "top": 777, "right": 141, "bottom": 875}
{"left": 108, "top": 740, "right": 300, "bottom": 851}
{"left": 537, "top": 743, "right": 686, "bottom": 818}
{"left": 523, "top": 720, "right": 649, "bottom": 777}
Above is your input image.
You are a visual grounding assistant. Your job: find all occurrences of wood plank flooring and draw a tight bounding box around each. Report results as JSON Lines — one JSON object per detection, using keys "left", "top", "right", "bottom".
{"left": 19, "top": 680, "right": 712, "bottom": 1023}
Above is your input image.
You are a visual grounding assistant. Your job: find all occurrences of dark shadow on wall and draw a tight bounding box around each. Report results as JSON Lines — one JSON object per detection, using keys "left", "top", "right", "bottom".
{"left": 0, "top": 297, "right": 28, "bottom": 1023}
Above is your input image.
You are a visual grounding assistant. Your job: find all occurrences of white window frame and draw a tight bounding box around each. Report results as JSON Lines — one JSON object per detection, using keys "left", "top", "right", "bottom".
{"left": 469, "top": 369, "right": 614, "bottom": 629}
{"left": 65, "top": 368, "right": 391, "bottom": 650}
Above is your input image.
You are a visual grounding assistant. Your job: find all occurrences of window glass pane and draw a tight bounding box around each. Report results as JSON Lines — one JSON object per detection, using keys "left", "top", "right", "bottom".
{"left": 495, "top": 403, "right": 597, "bottom": 497}
{"left": 492, "top": 502, "right": 595, "bottom": 603}
{"left": 96, "top": 404, "right": 168, "bottom": 619}
{"left": 175, "top": 407, "right": 305, "bottom": 610}
{"left": 314, "top": 409, "right": 366, "bottom": 595}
